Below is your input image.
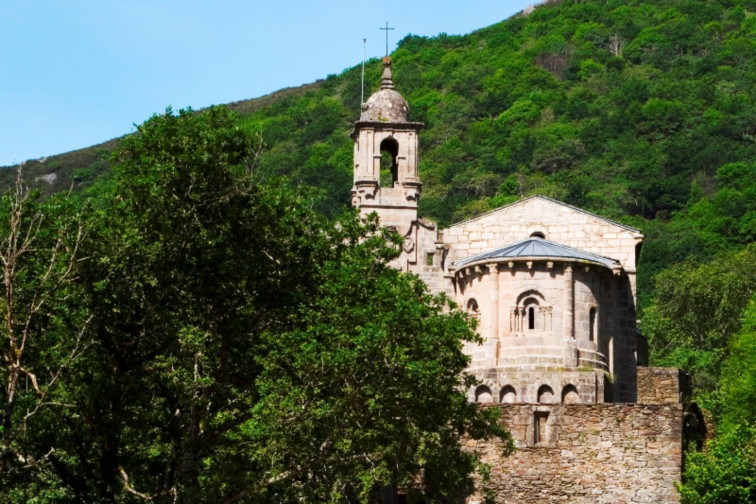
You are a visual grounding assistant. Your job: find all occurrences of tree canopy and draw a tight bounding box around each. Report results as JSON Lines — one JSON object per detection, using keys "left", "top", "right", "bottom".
{"left": 0, "top": 107, "right": 507, "bottom": 503}
{"left": 4, "top": 1, "right": 756, "bottom": 501}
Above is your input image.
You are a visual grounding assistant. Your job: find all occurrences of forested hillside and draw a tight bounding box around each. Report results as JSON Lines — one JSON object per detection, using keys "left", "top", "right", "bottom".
{"left": 2, "top": 0, "right": 756, "bottom": 500}
{"left": 12, "top": 0, "right": 755, "bottom": 299}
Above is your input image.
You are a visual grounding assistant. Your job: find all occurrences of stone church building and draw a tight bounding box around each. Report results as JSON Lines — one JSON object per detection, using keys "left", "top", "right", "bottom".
{"left": 352, "top": 58, "right": 687, "bottom": 503}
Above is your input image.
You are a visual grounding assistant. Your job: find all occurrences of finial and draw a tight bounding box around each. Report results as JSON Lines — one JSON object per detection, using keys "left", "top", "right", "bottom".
{"left": 380, "top": 57, "right": 395, "bottom": 90}
{"left": 380, "top": 22, "right": 395, "bottom": 57}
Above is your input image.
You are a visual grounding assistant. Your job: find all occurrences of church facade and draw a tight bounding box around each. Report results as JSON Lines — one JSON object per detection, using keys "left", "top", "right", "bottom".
{"left": 352, "top": 58, "right": 686, "bottom": 504}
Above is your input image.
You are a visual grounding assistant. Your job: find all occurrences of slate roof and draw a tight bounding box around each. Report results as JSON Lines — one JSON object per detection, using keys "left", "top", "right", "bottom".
{"left": 453, "top": 237, "right": 620, "bottom": 269}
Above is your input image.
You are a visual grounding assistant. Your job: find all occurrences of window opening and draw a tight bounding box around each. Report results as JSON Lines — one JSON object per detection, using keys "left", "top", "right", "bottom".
{"left": 475, "top": 385, "right": 493, "bottom": 403}
{"left": 530, "top": 231, "right": 546, "bottom": 239}
{"left": 528, "top": 306, "right": 535, "bottom": 330}
{"left": 589, "top": 307, "right": 597, "bottom": 342}
{"left": 537, "top": 385, "right": 554, "bottom": 404}
{"left": 608, "top": 336, "right": 614, "bottom": 374}
{"left": 467, "top": 298, "right": 479, "bottom": 314}
{"left": 379, "top": 138, "right": 399, "bottom": 187}
{"left": 500, "top": 385, "right": 517, "bottom": 404}
{"left": 534, "top": 411, "right": 549, "bottom": 444}
{"left": 426, "top": 252, "right": 434, "bottom": 266}
{"left": 467, "top": 298, "right": 480, "bottom": 327}
{"left": 562, "top": 384, "right": 581, "bottom": 404}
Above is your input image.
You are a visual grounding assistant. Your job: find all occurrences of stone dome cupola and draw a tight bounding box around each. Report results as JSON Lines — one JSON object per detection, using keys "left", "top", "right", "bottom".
{"left": 359, "top": 57, "right": 410, "bottom": 123}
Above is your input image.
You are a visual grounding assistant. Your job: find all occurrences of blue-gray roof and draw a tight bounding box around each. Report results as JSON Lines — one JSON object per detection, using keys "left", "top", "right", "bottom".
{"left": 453, "top": 237, "right": 620, "bottom": 269}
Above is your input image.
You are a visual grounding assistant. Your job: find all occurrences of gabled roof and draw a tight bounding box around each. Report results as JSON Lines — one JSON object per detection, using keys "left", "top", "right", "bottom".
{"left": 453, "top": 237, "right": 621, "bottom": 269}
{"left": 449, "top": 195, "right": 642, "bottom": 234}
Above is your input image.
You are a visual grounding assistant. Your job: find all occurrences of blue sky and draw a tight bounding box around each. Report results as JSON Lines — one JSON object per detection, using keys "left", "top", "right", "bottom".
{"left": 0, "top": 1, "right": 534, "bottom": 166}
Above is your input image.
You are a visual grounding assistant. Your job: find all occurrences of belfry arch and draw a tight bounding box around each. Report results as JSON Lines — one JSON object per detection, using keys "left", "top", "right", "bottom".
{"left": 379, "top": 137, "right": 399, "bottom": 187}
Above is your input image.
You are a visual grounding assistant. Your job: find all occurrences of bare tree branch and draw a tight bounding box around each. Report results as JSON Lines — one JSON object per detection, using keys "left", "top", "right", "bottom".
{"left": 0, "top": 167, "right": 89, "bottom": 475}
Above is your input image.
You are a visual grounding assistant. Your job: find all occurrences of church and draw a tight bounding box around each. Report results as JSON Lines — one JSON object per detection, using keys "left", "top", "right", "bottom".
{"left": 352, "top": 57, "right": 688, "bottom": 504}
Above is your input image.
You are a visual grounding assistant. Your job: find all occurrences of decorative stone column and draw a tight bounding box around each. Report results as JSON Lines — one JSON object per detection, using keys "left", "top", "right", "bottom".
{"left": 564, "top": 264, "right": 578, "bottom": 367}
{"left": 487, "top": 263, "right": 499, "bottom": 341}
{"left": 498, "top": 264, "right": 507, "bottom": 339}
{"left": 563, "top": 264, "right": 574, "bottom": 339}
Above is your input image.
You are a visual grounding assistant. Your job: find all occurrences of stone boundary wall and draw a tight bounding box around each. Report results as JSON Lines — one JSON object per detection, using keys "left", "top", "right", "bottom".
{"left": 468, "top": 403, "right": 682, "bottom": 504}
{"left": 637, "top": 367, "right": 690, "bottom": 405}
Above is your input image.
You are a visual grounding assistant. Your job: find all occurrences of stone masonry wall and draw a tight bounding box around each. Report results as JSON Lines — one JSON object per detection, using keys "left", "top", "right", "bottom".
{"left": 443, "top": 196, "right": 642, "bottom": 272}
{"left": 637, "top": 367, "right": 691, "bottom": 405}
{"left": 442, "top": 196, "right": 643, "bottom": 302}
{"left": 468, "top": 370, "right": 603, "bottom": 405}
{"left": 467, "top": 404, "right": 682, "bottom": 504}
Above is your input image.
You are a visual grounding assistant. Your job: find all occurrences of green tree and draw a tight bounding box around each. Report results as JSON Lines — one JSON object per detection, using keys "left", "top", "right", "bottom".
{"left": 0, "top": 174, "right": 88, "bottom": 500}
{"left": 679, "top": 297, "right": 756, "bottom": 504}
{"left": 24, "top": 106, "right": 507, "bottom": 503}
{"left": 248, "top": 214, "right": 508, "bottom": 503}
{"left": 642, "top": 245, "right": 756, "bottom": 394}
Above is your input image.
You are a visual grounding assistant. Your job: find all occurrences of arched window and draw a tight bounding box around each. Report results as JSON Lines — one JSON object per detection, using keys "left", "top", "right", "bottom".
{"left": 467, "top": 298, "right": 479, "bottom": 314}
{"left": 562, "top": 384, "right": 581, "bottom": 404}
{"left": 608, "top": 336, "right": 614, "bottom": 374}
{"left": 528, "top": 306, "right": 535, "bottom": 330}
{"left": 466, "top": 298, "right": 480, "bottom": 327}
{"left": 500, "top": 385, "right": 517, "bottom": 404}
{"left": 475, "top": 385, "right": 493, "bottom": 404}
{"left": 379, "top": 137, "right": 399, "bottom": 187}
{"left": 589, "top": 307, "right": 597, "bottom": 342}
{"left": 537, "top": 385, "right": 555, "bottom": 404}
{"left": 530, "top": 231, "right": 546, "bottom": 239}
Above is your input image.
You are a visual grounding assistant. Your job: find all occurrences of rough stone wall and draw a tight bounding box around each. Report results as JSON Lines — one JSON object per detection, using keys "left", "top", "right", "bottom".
{"left": 442, "top": 196, "right": 643, "bottom": 300}
{"left": 467, "top": 404, "right": 683, "bottom": 504}
{"left": 443, "top": 196, "right": 642, "bottom": 270}
{"left": 441, "top": 258, "right": 638, "bottom": 401}
{"left": 405, "top": 220, "right": 445, "bottom": 293}
{"left": 637, "top": 367, "right": 691, "bottom": 405}
{"left": 468, "top": 370, "right": 603, "bottom": 404}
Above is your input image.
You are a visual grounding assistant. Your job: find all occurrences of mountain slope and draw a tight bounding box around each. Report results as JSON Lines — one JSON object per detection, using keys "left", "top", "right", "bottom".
{"left": 4, "top": 0, "right": 756, "bottom": 299}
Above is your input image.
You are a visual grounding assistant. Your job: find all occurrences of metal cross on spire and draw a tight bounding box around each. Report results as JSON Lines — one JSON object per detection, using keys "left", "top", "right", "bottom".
{"left": 379, "top": 21, "right": 394, "bottom": 57}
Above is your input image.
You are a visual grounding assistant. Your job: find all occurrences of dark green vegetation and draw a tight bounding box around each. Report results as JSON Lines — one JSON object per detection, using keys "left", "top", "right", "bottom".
{"left": 0, "top": 108, "right": 508, "bottom": 503}
{"left": 2, "top": 0, "right": 756, "bottom": 501}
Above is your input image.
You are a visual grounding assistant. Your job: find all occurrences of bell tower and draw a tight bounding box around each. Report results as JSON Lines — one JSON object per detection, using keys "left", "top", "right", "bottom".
{"left": 351, "top": 57, "right": 424, "bottom": 235}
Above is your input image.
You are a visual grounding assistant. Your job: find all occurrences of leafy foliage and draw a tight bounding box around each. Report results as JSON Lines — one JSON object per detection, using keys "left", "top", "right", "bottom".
{"left": 678, "top": 299, "right": 756, "bottom": 504}
{"left": 0, "top": 107, "right": 506, "bottom": 503}
{"left": 642, "top": 245, "right": 756, "bottom": 394}
{"left": 680, "top": 424, "right": 756, "bottom": 504}
{"left": 250, "top": 217, "right": 507, "bottom": 502}
{"left": 4, "top": 1, "right": 756, "bottom": 500}
{"left": 6, "top": 0, "right": 756, "bottom": 307}
{"left": 0, "top": 178, "right": 88, "bottom": 497}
